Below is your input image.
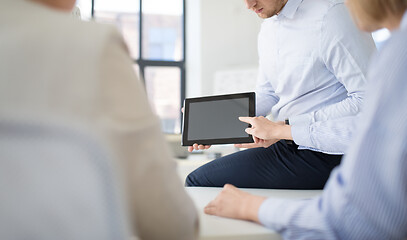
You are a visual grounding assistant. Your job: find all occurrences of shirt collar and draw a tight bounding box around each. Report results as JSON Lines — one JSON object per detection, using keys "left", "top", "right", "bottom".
{"left": 401, "top": 10, "right": 407, "bottom": 30}
{"left": 278, "top": 0, "right": 303, "bottom": 19}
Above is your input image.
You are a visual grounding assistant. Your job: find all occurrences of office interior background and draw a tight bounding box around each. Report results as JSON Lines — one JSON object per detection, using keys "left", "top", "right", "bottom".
{"left": 76, "top": 0, "right": 389, "bottom": 135}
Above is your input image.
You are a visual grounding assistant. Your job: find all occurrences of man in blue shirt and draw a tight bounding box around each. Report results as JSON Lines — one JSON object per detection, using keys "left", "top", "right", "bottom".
{"left": 204, "top": 0, "right": 407, "bottom": 238}
{"left": 186, "top": 0, "right": 376, "bottom": 189}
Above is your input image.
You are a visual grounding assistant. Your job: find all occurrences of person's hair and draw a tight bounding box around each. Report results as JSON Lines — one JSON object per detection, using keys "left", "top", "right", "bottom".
{"left": 347, "top": 0, "right": 407, "bottom": 26}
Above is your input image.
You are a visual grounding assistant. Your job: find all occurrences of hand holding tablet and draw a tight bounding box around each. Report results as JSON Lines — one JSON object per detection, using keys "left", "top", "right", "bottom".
{"left": 182, "top": 92, "right": 256, "bottom": 147}
{"left": 234, "top": 116, "right": 283, "bottom": 149}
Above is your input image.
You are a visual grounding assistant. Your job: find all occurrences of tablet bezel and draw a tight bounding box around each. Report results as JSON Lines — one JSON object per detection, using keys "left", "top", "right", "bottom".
{"left": 181, "top": 92, "right": 256, "bottom": 146}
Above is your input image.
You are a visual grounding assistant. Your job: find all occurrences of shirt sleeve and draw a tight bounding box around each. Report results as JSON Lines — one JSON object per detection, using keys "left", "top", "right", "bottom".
{"left": 289, "top": 4, "right": 376, "bottom": 126}
{"left": 98, "top": 27, "right": 199, "bottom": 240}
{"left": 291, "top": 115, "right": 357, "bottom": 154}
{"left": 255, "top": 65, "right": 279, "bottom": 117}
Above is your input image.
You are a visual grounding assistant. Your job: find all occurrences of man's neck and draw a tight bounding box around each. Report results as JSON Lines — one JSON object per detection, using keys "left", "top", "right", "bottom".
{"left": 31, "top": 0, "right": 75, "bottom": 12}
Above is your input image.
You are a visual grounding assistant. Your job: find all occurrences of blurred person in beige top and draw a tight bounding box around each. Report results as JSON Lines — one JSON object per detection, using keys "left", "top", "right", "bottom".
{"left": 0, "top": 0, "right": 198, "bottom": 239}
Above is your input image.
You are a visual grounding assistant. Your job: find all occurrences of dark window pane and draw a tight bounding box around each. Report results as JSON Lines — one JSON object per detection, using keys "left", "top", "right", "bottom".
{"left": 142, "top": 0, "right": 183, "bottom": 61}
{"left": 144, "top": 67, "right": 181, "bottom": 133}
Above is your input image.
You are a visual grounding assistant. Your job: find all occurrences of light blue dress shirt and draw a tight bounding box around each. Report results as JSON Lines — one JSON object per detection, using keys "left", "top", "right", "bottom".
{"left": 255, "top": 0, "right": 376, "bottom": 154}
{"left": 258, "top": 11, "right": 407, "bottom": 239}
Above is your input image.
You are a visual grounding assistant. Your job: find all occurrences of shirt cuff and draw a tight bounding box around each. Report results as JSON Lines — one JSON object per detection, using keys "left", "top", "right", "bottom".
{"left": 290, "top": 123, "right": 312, "bottom": 147}
{"left": 258, "top": 198, "right": 290, "bottom": 230}
{"left": 289, "top": 112, "right": 314, "bottom": 126}
{"left": 258, "top": 197, "right": 311, "bottom": 231}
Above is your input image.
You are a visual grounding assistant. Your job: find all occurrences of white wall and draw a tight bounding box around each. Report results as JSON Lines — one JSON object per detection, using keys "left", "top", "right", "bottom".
{"left": 186, "top": 0, "right": 262, "bottom": 97}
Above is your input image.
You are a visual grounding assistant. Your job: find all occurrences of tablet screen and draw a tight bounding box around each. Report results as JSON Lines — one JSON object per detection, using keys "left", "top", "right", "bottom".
{"left": 182, "top": 92, "right": 255, "bottom": 146}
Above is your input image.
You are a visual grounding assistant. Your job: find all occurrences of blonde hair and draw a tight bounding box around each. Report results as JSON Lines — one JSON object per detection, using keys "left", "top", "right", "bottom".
{"left": 347, "top": 0, "right": 407, "bottom": 26}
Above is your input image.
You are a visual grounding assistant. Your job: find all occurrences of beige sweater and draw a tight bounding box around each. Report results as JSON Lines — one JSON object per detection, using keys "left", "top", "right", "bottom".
{"left": 0, "top": 0, "right": 198, "bottom": 239}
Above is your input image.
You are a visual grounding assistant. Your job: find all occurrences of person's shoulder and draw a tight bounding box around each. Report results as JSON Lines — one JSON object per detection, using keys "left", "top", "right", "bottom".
{"left": 376, "top": 28, "right": 407, "bottom": 65}
{"left": 26, "top": 8, "right": 126, "bottom": 68}
{"left": 305, "top": 0, "right": 344, "bottom": 8}
{"left": 56, "top": 14, "right": 118, "bottom": 40}
{"left": 299, "top": 0, "right": 345, "bottom": 19}
{"left": 48, "top": 16, "right": 125, "bottom": 58}
{"left": 312, "top": 0, "right": 352, "bottom": 29}
{"left": 389, "top": 27, "right": 407, "bottom": 49}
{"left": 12, "top": 1, "right": 121, "bottom": 49}
{"left": 70, "top": 20, "right": 122, "bottom": 45}
{"left": 322, "top": 0, "right": 348, "bottom": 17}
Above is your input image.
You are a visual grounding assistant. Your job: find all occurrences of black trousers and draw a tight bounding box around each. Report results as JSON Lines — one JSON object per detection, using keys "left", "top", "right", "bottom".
{"left": 185, "top": 140, "right": 342, "bottom": 189}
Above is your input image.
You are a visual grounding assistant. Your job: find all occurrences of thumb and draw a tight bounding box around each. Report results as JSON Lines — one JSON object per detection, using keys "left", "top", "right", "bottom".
{"left": 245, "top": 127, "right": 254, "bottom": 135}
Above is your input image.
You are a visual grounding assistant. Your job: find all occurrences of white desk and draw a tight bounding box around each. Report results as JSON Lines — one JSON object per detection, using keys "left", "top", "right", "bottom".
{"left": 187, "top": 187, "right": 322, "bottom": 240}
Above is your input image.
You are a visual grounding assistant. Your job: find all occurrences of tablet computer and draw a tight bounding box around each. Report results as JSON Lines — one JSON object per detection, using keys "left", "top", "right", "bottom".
{"left": 182, "top": 92, "right": 256, "bottom": 146}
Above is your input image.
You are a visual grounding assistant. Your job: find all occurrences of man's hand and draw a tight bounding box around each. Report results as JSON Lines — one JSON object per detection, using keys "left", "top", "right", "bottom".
{"left": 204, "top": 184, "right": 266, "bottom": 223}
{"left": 188, "top": 144, "right": 211, "bottom": 152}
{"left": 238, "top": 116, "right": 292, "bottom": 145}
{"left": 235, "top": 137, "right": 278, "bottom": 149}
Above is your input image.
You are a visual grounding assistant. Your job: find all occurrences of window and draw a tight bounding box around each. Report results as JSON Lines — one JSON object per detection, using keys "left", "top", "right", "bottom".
{"left": 76, "top": 0, "right": 185, "bottom": 134}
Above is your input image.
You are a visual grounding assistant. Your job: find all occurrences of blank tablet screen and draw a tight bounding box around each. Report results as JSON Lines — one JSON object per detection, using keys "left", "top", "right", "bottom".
{"left": 182, "top": 92, "right": 255, "bottom": 146}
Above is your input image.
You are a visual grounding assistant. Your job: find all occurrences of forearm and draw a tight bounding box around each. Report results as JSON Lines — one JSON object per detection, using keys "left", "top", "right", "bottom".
{"left": 289, "top": 94, "right": 362, "bottom": 126}
{"left": 276, "top": 123, "right": 293, "bottom": 140}
{"left": 290, "top": 115, "right": 357, "bottom": 153}
{"left": 258, "top": 171, "right": 342, "bottom": 238}
{"left": 258, "top": 196, "right": 336, "bottom": 239}
{"left": 264, "top": 121, "right": 292, "bottom": 141}
{"left": 242, "top": 118, "right": 292, "bottom": 142}
{"left": 242, "top": 194, "right": 267, "bottom": 223}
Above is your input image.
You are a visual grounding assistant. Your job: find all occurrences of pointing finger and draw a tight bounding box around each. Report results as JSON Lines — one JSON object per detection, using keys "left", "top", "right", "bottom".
{"left": 239, "top": 116, "right": 253, "bottom": 124}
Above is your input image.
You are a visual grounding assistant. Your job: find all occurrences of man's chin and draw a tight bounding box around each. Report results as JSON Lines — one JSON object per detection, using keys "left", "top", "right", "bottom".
{"left": 257, "top": 11, "right": 276, "bottom": 19}
{"left": 257, "top": 13, "right": 270, "bottom": 19}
